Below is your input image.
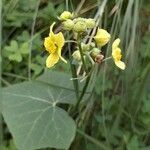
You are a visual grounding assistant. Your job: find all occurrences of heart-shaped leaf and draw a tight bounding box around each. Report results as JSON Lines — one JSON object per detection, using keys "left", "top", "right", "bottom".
{"left": 2, "top": 80, "right": 76, "bottom": 150}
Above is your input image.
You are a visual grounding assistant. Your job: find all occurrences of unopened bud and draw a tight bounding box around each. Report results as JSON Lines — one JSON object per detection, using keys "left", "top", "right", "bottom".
{"left": 59, "top": 11, "right": 73, "bottom": 21}
{"left": 81, "top": 43, "right": 90, "bottom": 52}
{"left": 85, "top": 18, "right": 96, "bottom": 28}
{"left": 94, "top": 28, "right": 111, "bottom": 47}
{"left": 91, "top": 48, "right": 101, "bottom": 57}
{"left": 73, "top": 21, "right": 87, "bottom": 32}
{"left": 73, "top": 17, "right": 86, "bottom": 23}
{"left": 72, "top": 50, "right": 81, "bottom": 61}
{"left": 90, "top": 42, "right": 95, "bottom": 48}
{"left": 95, "top": 54, "right": 104, "bottom": 64}
{"left": 62, "top": 19, "right": 74, "bottom": 30}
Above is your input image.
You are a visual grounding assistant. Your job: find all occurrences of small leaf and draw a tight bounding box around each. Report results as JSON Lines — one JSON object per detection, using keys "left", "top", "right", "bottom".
{"left": 8, "top": 53, "right": 22, "bottom": 62}
{"left": 5, "top": 40, "right": 18, "bottom": 52}
{"left": 31, "top": 63, "right": 43, "bottom": 75}
{"left": 20, "top": 42, "right": 29, "bottom": 54}
{"left": 17, "top": 31, "right": 30, "bottom": 42}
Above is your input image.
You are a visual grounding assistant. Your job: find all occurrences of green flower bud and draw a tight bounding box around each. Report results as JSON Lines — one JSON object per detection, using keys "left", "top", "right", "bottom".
{"left": 73, "top": 21, "right": 87, "bottom": 32}
{"left": 85, "top": 18, "right": 96, "bottom": 28}
{"left": 81, "top": 43, "right": 90, "bottom": 52}
{"left": 72, "top": 50, "right": 81, "bottom": 61}
{"left": 62, "top": 19, "right": 74, "bottom": 31}
{"left": 91, "top": 48, "right": 101, "bottom": 57}
{"left": 90, "top": 42, "right": 95, "bottom": 48}
{"left": 59, "top": 11, "right": 73, "bottom": 21}
{"left": 73, "top": 17, "right": 86, "bottom": 23}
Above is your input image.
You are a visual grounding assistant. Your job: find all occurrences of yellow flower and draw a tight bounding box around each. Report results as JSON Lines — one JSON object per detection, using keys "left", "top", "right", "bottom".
{"left": 59, "top": 11, "right": 73, "bottom": 21}
{"left": 44, "top": 22, "right": 67, "bottom": 68}
{"left": 112, "top": 38, "right": 126, "bottom": 70}
{"left": 94, "top": 28, "right": 111, "bottom": 47}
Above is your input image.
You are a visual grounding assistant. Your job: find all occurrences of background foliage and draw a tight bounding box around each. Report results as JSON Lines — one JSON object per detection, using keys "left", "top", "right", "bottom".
{"left": 0, "top": 0, "right": 150, "bottom": 150}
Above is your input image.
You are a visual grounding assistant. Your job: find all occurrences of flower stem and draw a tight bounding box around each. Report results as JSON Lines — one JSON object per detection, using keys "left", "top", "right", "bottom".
{"left": 70, "top": 75, "right": 91, "bottom": 116}
{"left": 65, "top": 40, "right": 77, "bottom": 44}
{"left": 102, "top": 56, "right": 112, "bottom": 62}
{"left": 77, "top": 39, "right": 88, "bottom": 73}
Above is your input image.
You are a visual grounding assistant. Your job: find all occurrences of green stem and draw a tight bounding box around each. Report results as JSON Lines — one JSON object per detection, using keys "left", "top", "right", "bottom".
{"left": 72, "top": 75, "right": 91, "bottom": 115}
{"left": 66, "top": 31, "right": 79, "bottom": 102}
{"left": 0, "top": 0, "right": 3, "bottom": 147}
{"left": 65, "top": 40, "right": 77, "bottom": 44}
{"left": 102, "top": 57, "right": 112, "bottom": 62}
{"left": 70, "top": 65, "right": 79, "bottom": 99}
{"left": 77, "top": 39, "right": 87, "bottom": 73}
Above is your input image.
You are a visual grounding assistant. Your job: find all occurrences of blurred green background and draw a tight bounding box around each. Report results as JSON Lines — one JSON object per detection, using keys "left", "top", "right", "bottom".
{"left": 0, "top": 0, "right": 150, "bottom": 149}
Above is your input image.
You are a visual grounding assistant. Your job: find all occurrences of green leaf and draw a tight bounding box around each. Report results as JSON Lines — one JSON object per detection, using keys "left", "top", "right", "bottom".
{"left": 38, "top": 69, "right": 74, "bottom": 89}
{"left": 18, "top": 0, "right": 38, "bottom": 11}
{"left": 38, "top": 69, "right": 93, "bottom": 94}
{"left": 8, "top": 53, "right": 22, "bottom": 62}
{"left": 5, "top": 40, "right": 18, "bottom": 52}
{"left": 127, "top": 136, "right": 139, "bottom": 150}
{"left": 17, "top": 31, "right": 30, "bottom": 42}
{"left": 20, "top": 42, "right": 29, "bottom": 54}
{"left": 2, "top": 80, "right": 76, "bottom": 150}
{"left": 3, "top": 40, "right": 29, "bottom": 62}
{"left": 31, "top": 63, "right": 43, "bottom": 76}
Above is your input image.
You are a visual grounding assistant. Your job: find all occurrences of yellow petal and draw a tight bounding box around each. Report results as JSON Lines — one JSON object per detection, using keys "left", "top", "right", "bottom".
{"left": 44, "top": 37, "right": 56, "bottom": 53}
{"left": 112, "top": 38, "right": 120, "bottom": 51}
{"left": 48, "top": 22, "right": 65, "bottom": 48}
{"left": 49, "top": 22, "right": 55, "bottom": 37}
{"left": 46, "top": 53, "right": 59, "bottom": 68}
{"left": 53, "top": 32, "right": 65, "bottom": 48}
{"left": 112, "top": 47, "right": 122, "bottom": 61}
{"left": 115, "top": 61, "right": 126, "bottom": 70}
{"left": 94, "top": 38, "right": 110, "bottom": 47}
{"left": 58, "top": 48, "right": 67, "bottom": 63}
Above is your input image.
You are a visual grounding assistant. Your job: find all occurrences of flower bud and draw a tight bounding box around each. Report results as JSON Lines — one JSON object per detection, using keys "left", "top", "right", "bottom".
{"left": 73, "top": 21, "right": 87, "bottom": 32}
{"left": 73, "top": 17, "right": 86, "bottom": 23}
{"left": 90, "top": 42, "right": 95, "bottom": 48}
{"left": 59, "top": 11, "right": 73, "bottom": 21}
{"left": 91, "top": 48, "right": 101, "bottom": 57}
{"left": 95, "top": 54, "right": 104, "bottom": 64}
{"left": 94, "top": 28, "right": 111, "bottom": 47}
{"left": 72, "top": 50, "right": 81, "bottom": 61}
{"left": 85, "top": 18, "right": 96, "bottom": 28}
{"left": 62, "top": 19, "right": 74, "bottom": 31}
{"left": 81, "top": 43, "right": 90, "bottom": 52}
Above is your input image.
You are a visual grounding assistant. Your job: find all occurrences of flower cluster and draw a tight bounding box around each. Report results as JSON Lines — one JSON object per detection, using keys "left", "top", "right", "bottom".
{"left": 43, "top": 11, "right": 126, "bottom": 70}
